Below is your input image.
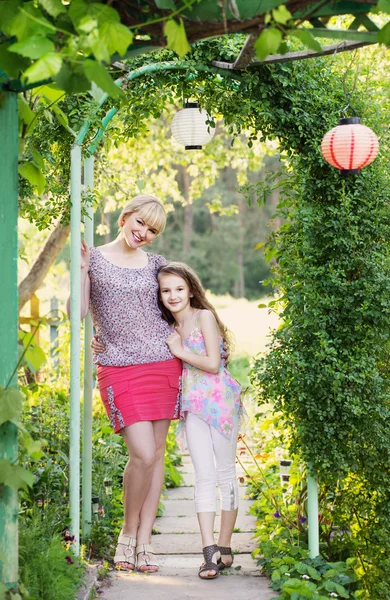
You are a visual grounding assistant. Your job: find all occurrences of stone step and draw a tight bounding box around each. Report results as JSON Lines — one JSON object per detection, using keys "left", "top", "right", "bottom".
{"left": 163, "top": 486, "right": 251, "bottom": 501}
{"left": 101, "top": 570, "right": 274, "bottom": 600}
{"left": 151, "top": 531, "right": 257, "bottom": 555}
{"left": 158, "top": 498, "right": 255, "bottom": 518}
{"left": 154, "top": 513, "right": 256, "bottom": 535}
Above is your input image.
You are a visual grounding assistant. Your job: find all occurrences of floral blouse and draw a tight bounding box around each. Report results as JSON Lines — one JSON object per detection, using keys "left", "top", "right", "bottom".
{"left": 180, "top": 316, "right": 243, "bottom": 439}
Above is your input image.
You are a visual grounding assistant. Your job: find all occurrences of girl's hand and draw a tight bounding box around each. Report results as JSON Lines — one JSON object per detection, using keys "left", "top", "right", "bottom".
{"left": 91, "top": 335, "right": 106, "bottom": 354}
{"left": 81, "top": 239, "right": 90, "bottom": 270}
{"left": 166, "top": 331, "right": 182, "bottom": 357}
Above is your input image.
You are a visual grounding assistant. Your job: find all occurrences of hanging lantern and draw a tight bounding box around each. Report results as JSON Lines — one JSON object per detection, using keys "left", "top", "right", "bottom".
{"left": 321, "top": 116, "right": 379, "bottom": 175}
{"left": 171, "top": 102, "right": 215, "bottom": 150}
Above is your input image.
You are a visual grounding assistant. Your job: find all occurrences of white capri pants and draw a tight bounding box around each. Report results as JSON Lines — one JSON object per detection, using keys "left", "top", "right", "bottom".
{"left": 186, "top": 412, "right": 239, "bottom": 513}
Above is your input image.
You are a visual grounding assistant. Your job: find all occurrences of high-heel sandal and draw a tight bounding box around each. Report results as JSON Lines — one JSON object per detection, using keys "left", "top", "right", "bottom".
{"left": 218, "top": 546, "right": 234, "bottom": 570}
{"left": 198, "top": 544, "right": 220, "bottom": 580}
{"left": 136, "top": 543, "right": 159, "bottom": 572}
{"left": 113, "top": 532, "right": 137, "bottom": 570}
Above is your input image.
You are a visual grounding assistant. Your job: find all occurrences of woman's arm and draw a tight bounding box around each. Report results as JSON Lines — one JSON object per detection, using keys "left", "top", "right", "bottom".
{"left": 167, "top": 311, "right": 221, "bottom": 374}
{"left": 66, "top": 240, "right": 91, "bottom": 320}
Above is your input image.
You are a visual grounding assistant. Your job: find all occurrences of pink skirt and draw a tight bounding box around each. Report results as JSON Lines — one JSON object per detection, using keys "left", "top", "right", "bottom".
{"left": 97, "top": 359, "right": 182, "bottom": 433}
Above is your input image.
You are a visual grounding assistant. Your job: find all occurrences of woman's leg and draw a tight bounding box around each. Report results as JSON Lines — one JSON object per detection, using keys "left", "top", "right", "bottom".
{"left": 121, "top": 421, "right": 157, "bottom": 538}
{"left": 186, "top": 413, "right": 220, "bottom": 578}
{"left": 212, "top": 420, "right": 239, "bottom": 567}
{"left": 122, "top": 418, "right": 170, "bottom": 572}
{"left": 136, "top": 418, "right": 170, "bottom": 544}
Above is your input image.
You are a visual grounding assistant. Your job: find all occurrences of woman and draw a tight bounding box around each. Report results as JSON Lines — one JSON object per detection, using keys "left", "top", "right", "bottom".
{"left": 68, "top": 195, "right": 181, "bottom": 572}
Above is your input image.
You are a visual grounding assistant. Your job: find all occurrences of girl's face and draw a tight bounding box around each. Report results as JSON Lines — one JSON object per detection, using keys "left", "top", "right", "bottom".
{"left": 159, "top": 274, "right": 193, "bottom": 315}
{"left": 122, "top": 211, "right": 158, "bottom": 249}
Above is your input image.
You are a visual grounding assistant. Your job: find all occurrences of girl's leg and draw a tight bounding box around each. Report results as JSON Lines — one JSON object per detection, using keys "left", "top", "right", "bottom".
{"left": 186, "top": 413, "right": 220, "bottom": 578}
{"left": 212, "top": 420, "right": 240, "bottom": 567}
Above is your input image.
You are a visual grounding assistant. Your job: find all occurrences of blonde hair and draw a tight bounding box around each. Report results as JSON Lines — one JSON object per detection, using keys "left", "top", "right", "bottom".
{"left": 157, "top": 262, "right": 232, "bottom": 362}
{"left": 118, "top": 195, "right": 166, "bottom": 235}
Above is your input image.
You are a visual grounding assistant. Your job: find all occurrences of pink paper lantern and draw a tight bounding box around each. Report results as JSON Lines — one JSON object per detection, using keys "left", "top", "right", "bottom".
{"left": 321, "top": 117, "right": 379, "bottom": 175}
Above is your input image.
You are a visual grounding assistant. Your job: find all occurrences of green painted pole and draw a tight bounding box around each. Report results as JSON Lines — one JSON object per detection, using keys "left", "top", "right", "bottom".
{"left": 0, "top": 92, "right": 19, "bottom": 588}
{"left": 307, "top": 473, "right": 319, "bottom": 558}
{"left": 70, "top": 143, "right": 82, "bottom": 555}
{"left": 82, "top": 156, "right": 94, "bottom": 539}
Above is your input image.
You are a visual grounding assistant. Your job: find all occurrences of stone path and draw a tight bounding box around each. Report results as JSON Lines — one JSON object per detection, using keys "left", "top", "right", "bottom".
{"left": 100, "top": 453, "right": 273, "bottom": 599}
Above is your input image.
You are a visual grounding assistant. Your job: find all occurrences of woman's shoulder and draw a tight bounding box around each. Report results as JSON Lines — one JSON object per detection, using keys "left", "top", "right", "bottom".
{"left": 149, "top": 253, "right": 168, "bottom": 269}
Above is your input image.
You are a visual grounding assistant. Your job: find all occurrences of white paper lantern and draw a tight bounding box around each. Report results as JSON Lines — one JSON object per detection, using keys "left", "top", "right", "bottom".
{"left": 171, "top": 102, "right": 215, "bottom": 149}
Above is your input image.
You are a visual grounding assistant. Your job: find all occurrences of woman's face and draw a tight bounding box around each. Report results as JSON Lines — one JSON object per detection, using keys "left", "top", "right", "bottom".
{"left": 159, "top": 274, "right": 193, "bottom": 315}
{"left": 122, "top": 211, "right": 158, "bottom": 249}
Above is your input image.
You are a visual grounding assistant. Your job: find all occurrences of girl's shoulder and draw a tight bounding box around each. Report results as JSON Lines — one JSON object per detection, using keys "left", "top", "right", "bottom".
{"left": 197, "top": 309, "right": 217, "bottom": 327}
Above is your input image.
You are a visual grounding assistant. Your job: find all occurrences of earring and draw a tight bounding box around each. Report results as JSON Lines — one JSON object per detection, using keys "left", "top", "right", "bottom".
{"left": 121, "top": 220, "right": 125, "bottom": 227}
{"left": 148, "top": 241, "right": 153, "bottom": 245}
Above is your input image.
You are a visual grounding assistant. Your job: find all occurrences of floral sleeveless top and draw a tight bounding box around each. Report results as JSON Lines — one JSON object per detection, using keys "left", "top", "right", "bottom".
{"left": 180, "top": 312, "right": 243, "bottom": 439}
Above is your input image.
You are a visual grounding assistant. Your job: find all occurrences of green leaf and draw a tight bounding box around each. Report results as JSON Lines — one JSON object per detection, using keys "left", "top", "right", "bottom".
{"left": 155, "top": 0, "right": 175, "bottom": 7}
{"left": 55, "top": 63, "right": 91, "bottom": 94}
{"left": 23, "top": 53, "right": 63, "bottom": 84}
{"left": 258, "top": 303, "right": 267, "bottom": 308}
{"left": 18, "top": 96, "right": 35, "bottom": 128}
{"left": 0, "top": 459, "right": 34, "bottom": 490}
{"left": 253, "top": 242, "right": 265, "bottom": 250}
{"left": 19, "top": 162, "right": 46, "bottom": 195}
{"left": 83, "top": 59, "right": 124, "bottom": 98}
{"left": 0, "top": 1, "right": 21, "bottom": 33}
{"left": 24, "top": 346, "right": 46, "bottom": 372}
{"left": 34, "top": 84, "right": 65, "bottom": 103}
{"left": 272, "top": 5, "right": 292, "bottom": 24}
{"left": 377, "top": 0, "right": 390, "bottom": 12}
{"left": 136, "top": 179, "right": 145, "bottom": 191}
{"left": 272, "top": 568, "right": 281, "bottom": 581}
{"left": 289, "top": 29, "right": 322, "bottom": 52}
{"left": 31, "top": 147, "right": 45, "bottom": 169}
{"left": 164, "top": 18, "right": 191, "bottom": 57}
{"left": 8, "top": 4, "right": 53, "bottom": 40}
{"left": 77, "top": 16, "right": 99, "bottom": 34}
{"left": 38, "top": 0, "right": 66, "bottom": 17}
{"left": 0, "top": 42, "right": 30, "bottom": 78}
{"left": 84, "top": 30, "right": 111, "bottom": 63}
{"left": 378, "top": 21, "right": 390, "bottom": 45}
{"left": 90, "top": 3, "right": 120, "bottom": 24}
{"left": 68, "top": 0, "right": 89, "bottom": 28}
{"left": 254, "top": 28, "right": 283, "bottom": 61}
{"left": 99, "top": 22, "right": 134, "bottom": 57}
{"left": 0, "top": 386, "right": 23, "bottom": 425}
{"left": 9, "top": 35, "right": 55, "bottom": 59}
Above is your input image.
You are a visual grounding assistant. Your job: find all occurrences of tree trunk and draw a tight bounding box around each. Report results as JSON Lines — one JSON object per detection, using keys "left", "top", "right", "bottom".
{"left": 236, "top": 193, "right": 245, "bottom": 298}
{"left": 177, "top": 165, "right": 192, "bottom": 257}
{"left": 18, "top": 221, "right": 70, "bottom": 311}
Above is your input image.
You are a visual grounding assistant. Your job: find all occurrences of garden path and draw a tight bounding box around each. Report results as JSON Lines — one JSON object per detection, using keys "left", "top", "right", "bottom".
{"left": 99, "top": 447, "right": 273, "bottom": 599}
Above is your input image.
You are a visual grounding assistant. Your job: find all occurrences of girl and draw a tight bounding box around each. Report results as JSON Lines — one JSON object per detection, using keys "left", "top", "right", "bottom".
{"left": 157, "top": 262, "right": 243, "bottom": 580}
{"left": 68, "top": 195, "right": 182, "bottom": 573}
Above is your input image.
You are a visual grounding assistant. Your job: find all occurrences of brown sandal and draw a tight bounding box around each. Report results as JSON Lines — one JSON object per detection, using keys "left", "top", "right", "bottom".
{"left": 198, "top": 544, "right": 220, "bottom": 579}
{"left": 218, "top": 546, "right": 234, "bottom": 570}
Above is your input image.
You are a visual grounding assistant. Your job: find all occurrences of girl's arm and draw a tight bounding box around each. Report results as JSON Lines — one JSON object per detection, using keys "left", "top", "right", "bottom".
{"left": 66, "top": 239, "right": 91, "bottom": 320}
{"left": 167, "top": 310, "right": 221, "bottom": 374}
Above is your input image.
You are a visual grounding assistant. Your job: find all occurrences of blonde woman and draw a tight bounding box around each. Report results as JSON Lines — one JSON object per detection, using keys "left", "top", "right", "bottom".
{"left": 68, "top": 195, "right": 181, "bottom": 572}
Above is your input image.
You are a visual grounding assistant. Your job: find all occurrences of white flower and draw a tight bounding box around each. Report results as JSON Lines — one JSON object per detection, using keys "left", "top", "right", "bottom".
{"left": 98, "top": 438, "right": 106, "bottom": 445}
{"left": 284, "top": 573, "right": 291, "bottom": 577}
{"left": 329, "top": 594, "right": 339, "bottom": 598}
{"left": 301, "top": 574, "right": 310, "bottom": 580}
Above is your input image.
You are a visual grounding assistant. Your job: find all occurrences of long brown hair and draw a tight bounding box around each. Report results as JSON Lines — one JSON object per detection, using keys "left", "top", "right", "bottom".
{"left": 157, "top": 262, "right": 232, "bottom": 361}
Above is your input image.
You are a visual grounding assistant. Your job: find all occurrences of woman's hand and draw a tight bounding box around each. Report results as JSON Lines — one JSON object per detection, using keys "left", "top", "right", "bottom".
{"left": 91, "top": 335, "right": 106, "bottom": 354}
{"left": 81, "top": 239, "right": 90, "bottom": 270}
{"left": 166, "top": 331, "right": 183, "bottom": 357}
